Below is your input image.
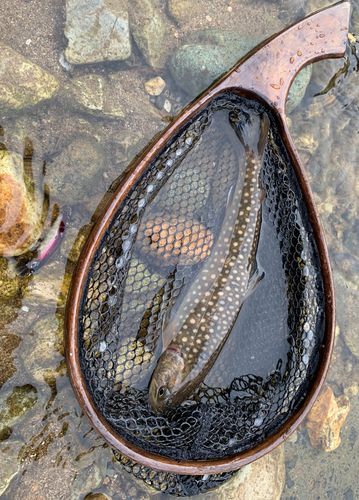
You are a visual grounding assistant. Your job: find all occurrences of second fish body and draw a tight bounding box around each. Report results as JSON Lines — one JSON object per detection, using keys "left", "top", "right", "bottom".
{"left": 149, "top": 112, "right": 270, "bottom": 413}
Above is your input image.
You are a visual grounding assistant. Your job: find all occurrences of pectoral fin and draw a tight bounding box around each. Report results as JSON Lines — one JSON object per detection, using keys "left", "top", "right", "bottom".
{"left": 246, "top": 259, "right": 265, "bottom": 298}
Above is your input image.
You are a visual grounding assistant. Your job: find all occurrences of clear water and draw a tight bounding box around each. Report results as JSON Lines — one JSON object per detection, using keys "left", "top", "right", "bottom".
{"left": 1, "top": 0, "right": 359, "bottom": 498}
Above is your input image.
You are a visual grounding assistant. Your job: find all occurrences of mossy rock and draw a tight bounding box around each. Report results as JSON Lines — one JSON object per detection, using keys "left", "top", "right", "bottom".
{"left": 0, "top": 43, "right": 59, "bottom": 116}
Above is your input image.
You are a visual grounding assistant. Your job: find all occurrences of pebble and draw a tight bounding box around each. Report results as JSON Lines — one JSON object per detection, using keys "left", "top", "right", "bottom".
{"left": 144, "top": 76, "right": 166, "bottom": 96}
{"left": 163, "top": 99, "right": 172, "bottom": 113}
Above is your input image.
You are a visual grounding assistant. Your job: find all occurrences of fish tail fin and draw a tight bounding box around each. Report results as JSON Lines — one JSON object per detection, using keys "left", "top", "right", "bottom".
{"left": 233, "top": 112, "right": 269, "bottom": 155}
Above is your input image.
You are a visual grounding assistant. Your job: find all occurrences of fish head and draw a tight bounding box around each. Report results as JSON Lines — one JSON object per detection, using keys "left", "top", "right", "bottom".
{"left": 148, "top": 347, "right": 185, "bottom": 413}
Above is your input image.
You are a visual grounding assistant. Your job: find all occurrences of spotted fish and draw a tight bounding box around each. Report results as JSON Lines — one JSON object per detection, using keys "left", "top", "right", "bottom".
{"left": 148, "top": 111, "right": 269, "bottom": 413}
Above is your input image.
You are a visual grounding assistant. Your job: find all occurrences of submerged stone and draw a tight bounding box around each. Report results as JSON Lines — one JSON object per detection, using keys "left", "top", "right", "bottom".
{"left": 129, "top": 0, "right": 172, "bottom": 69}
{"left": 144, "top": 76, "right": 166, "bottom": 96}
{"left": 0, "top": 440, "right": 24, "bottom": 496}
{"left": 31, "top": 314, "right": 65, "bottom": 356}
{"left": 0, "top": 43, "right": 59, "bottom": 116}
{"left": 63, "top": 74, "right": 125, "bottom": 119}
{"left": 0, "top": 258, "right": 21, "bottom": 303}
{"left": 0, "top": 149, "right": 45, "bottom": 256}
{"left": 204, "top": 444, "right": 285, "bottom": 500}
{"left": 64, "top": 0, "right": 131, "bottom": 65}
{"left": 25, "top": 261, "right": 72, "bottom": 308}
{"left": 334, "top": 271, "right": 359, "bottom": 359}
{"left": 44, "top": 137, "right": 106, "bottom": 205}
{"left": 169, "top": 29, "right": 312, "bottom": 112}
{"left": 0, "top": 385, "right": 38, "bottom": 440}
{"left": 306, "top": 385, "right": 350, "bottom": 452}
{"left": 168, "top": 0, "right": 207, "bottom": 23}
{"left": 69, "top": 457, "right": 108, "bottom": 500}
{"left": 60, "top": 224, "right": 92, "bottom": 264}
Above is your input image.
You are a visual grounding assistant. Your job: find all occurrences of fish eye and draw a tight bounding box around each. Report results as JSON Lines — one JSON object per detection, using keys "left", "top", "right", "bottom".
{"left": 158, "top": 385, "right": 169, "bottom": 400}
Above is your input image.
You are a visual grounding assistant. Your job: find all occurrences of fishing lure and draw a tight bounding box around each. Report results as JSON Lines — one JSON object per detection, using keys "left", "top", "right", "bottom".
{"left": 17, "top": 207, "right": 71, "bottom": 277}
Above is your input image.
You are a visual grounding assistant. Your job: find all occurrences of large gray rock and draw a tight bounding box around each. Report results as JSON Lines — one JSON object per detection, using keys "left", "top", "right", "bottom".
{"left": 129, "top": 0, "right": 172, "bottom": 69}
{"left": 0, "top": 43, "right": 59, "bottom": 117}
{"left": 65, "top": 0, "right": 131, "bottom": 65}
{"left": 169, "top": 29, "right": 312, "bottom": 113}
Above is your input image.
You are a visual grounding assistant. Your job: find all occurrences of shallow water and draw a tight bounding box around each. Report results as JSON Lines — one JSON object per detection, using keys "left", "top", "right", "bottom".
{"left": 1, "top": 0, "right": 359, "bottom": 498}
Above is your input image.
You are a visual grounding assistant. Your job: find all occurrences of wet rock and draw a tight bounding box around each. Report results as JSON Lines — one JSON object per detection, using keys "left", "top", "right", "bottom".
{"left": 60, "top": 224, "right": 92, "bottom": 264}
{"left": 129, "top": 0, "right": 172, "bottom": 69}
{"left": 326, "top": 342, "right": 359, "bottom": 398}
{"left": 44, "top": 137, "right": 107, "bottom": 205}
{"left": 168, "top": 0, "right": 207, "bottom": 23}
{"left": 111, "top": 128, "right": 144, "bottom": 162}
{"left": 204, "top": 444, "right": 285, "bottom": 500}
{"left": 0, "top": 440, "right": 25, "bottom": 496}
{"left": 0, "top": 303, "right": 18, "bottom": 327}
{"left": 21, "top": 336, "right": 64, "bottom": 382}
{"left": 169, "top": 29, "right": 312, "bottom": 111}
{"left": 84, "top": 494, "right": 112, "bottom": 500}
{"left": 0, "top": 385, "right": 38, "bottom": 440}
{"left": 334, "top": 271, "right": 359, "bottom": 358}
{"left": 63, "top": 75, "right": 125, "bottom": 120}
{"left": 24, "top": 261, "right": 72, "bottom": 308}
{"left": 0, "top": 330, "right": 22, "bottom": 391}
{"left": 0, "top": 149, "right": 45, "bottom": 256}
{"left": 31, "top": 314, "right": 65, "bottom": 356}
{"left": 311, "top": 58, "right": 346, "bottom": 93}
{"left": 64, "top": 0, "right": 131, "bottom": 65}
{"left": 169, "top": 31, "right": 263, "bottom": 97}
{"left": 306, "top": 385, "right": 350, "bottom": 452}
{"left": 0, "top": 43, "right": 59, "bottom": 117}
{"left": 69, "top": 456, "right": 108, "bottom": 500}
{"left": 154, "top": 93, "right": 167, "bottom": 110}
{"left": 144, "top": 76, "right": 166, "bottom": 96}
{"left": 306, "top": 0, "right": 333, "bottom": 14}
{"left": 0, "top": 258, "right": 21, "bottom": 302}
{"left": 83, "top": 191, "right": 110, "bottom": 219}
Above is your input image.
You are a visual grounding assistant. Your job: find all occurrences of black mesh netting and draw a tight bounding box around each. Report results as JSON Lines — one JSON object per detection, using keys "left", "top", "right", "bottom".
{"left": 78, "top": 94, "right": 325, "bottom": 496}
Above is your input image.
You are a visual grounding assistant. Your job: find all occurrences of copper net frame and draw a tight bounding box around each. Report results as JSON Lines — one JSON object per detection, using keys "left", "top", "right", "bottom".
{"left": 65, "top": 2, "right": 350, "bottom": 475}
